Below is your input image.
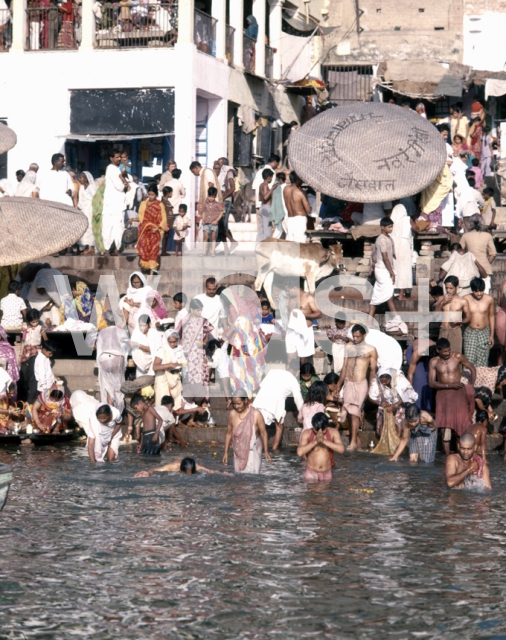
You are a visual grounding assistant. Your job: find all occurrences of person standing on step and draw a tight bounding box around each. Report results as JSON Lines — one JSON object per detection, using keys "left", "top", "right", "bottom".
{"left": 368, "top": 217, "right": 398, "bottom": 319}
{"left": 283, "top": 171, "right": 311, "bottom": 243}
{"left": 463, "top": 277, "right": 495, "bottom": 367}
{"left": 256, "top": 168, "right": 276, "bottom": 243}
{"left": 434, "top": 275, "right": 471, "bottom": 354}
{"left": 218, "top": 157, "right": 239, "bottom": 254}
{"left": 102, "top": 148, "right": 128, "bottom": 256}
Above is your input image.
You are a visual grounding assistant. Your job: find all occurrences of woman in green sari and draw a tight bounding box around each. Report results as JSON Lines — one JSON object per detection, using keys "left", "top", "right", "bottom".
{"left": 92, "top": 180, "right": 106, "bottom": 255}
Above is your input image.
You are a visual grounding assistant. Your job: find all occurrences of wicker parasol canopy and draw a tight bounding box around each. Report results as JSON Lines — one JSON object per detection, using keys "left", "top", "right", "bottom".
{"left": 0, "top": 123, "right": 17, "bottom": 155}
{"left": 0, "top": 197, "right": 88, "bottom": 266}
{"left": 288, "top": 103, "right": 446, "bottom": 202}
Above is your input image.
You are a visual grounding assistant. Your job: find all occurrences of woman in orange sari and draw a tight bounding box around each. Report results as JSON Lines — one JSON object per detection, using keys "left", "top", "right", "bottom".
{"left": 468, "top": 101, "right": 486, "bottom": 161}
{"left": 136, "top": 182, "right": 168, "bottom": 274}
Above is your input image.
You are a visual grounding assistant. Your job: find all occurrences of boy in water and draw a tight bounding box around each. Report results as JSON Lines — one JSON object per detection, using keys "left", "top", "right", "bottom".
{"left": 297, "top": 412, "right": 344, "bottom": 483}
{"left": 130, "top": 394, "right": 164, "bottom": 455}
{"left": 134, "top": 457, "right": 228, "bottom": 477}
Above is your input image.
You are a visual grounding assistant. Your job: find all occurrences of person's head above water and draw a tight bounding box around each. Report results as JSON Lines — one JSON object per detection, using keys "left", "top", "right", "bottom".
{"left": 231, "top": 389, "right": 249, "bottom": 413}
{"left": 311, "top": 412, "right": 330, "bottom": 432}
{"left": 458, "top": 433, "right": 476, "bottom": 460}
{"left": 96, "top": 404, "right": 113, "bottom": 423}
{"left": 180, "top": 457, "right": 197, "bottom": 474}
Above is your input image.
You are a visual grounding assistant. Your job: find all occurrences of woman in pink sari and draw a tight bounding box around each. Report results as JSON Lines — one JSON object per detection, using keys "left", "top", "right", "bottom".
{"left": 180, "top": 298, "right": 213, "bottom": 397}
{"left": 469, "top": 101, "right": 486, "bottom": 161}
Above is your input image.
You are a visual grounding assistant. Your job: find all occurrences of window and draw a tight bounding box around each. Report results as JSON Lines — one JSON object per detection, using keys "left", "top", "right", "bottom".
{"left": 419, "top": 8, "right": 425, "bottom": 12}
{"left": 324, "top": 65, "right": 374, "bottom": 104}
{"left": 434, "top": 27, "right": 444, "bottom": 30}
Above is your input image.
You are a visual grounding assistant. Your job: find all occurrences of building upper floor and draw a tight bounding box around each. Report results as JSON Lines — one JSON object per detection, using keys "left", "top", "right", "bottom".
{"left": 0, "top": 0, "right": 325, "bottom": 81}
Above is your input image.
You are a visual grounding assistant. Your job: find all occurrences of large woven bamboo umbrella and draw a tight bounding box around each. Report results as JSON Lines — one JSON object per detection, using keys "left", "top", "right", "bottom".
{"left": 0, "top": 123, "right": 17, "bottom": 155}
{"left": 288, "top": 103, "right": 446, "bottom": 202}
{"left": 0, "top": 197, "right": 88, "bottom": 266}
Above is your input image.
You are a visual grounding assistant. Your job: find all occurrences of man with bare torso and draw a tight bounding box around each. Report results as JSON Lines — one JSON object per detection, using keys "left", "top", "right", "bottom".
{"left": 429, "top": 338, "right": 476, "bottom": 455}
{"left": 465, "top": 409, "right": 489, "bottom": 462}
{"left": 445, "top": 433, "right": 491, "bottom": 489}
{"left": 283, "top": 171, "right": 311, "bottom": 243}
{"left": 435, "top": 275, "right": 470, "bottom": 354}
{"left": 285, "top": 278, "right": 322, "bottom": 365}
{"left": 337, "top": 325, "right": 378, "bottom": 452}
{"left": 297, "top": 412, "right": 344, "bottom": 483}
{"left": 463, "top": 276, "right": 495, "bottom": 367}
{"left": 223, "top": 391, "right": 272, "bottom": 474}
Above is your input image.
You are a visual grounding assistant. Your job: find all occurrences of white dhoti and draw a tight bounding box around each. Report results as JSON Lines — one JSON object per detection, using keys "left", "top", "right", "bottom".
{"left": 78, "top": 204, "right": 96, "bottom": 248}
{"left": 285, "top": 310, "right": 315, "bottom": 357}
{"left": 285, "top": 216, "right": 307, "bottom": 243}
{"left": 371, "top": 267, "right": 394, "bottom": 306}
{"left": 102, "top": 209, "right": 124, "bottom": 251}
{"left": 332, "top": 342, "right": 346, "bottom": 374}
{"left": 441, "top": 193, "right": 455, "bottom": 227}
{"left": 70, "top": 390, "right": 122, "bottom": 462}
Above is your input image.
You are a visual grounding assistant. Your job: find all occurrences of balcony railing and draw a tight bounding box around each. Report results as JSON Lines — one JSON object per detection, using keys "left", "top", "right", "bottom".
{"left": 26, "top": 6, "right": 77, "bottom": 51}
{"left": 225, "top": 23, "right": 234, "bottom": 67}
{"left": 265, "top": 44, "right": 274, "bottom": 78}
{"left": 243, "top": 33, "right": 255, "bottom": 73}
{"left": 0, "top": 8, "right": 12, "bottom": 51}
{"left": 194, "top": 8, "right": 216, "bottom": 56}
{"left": 95, "top": 2, "right": 178, "bottom": 49}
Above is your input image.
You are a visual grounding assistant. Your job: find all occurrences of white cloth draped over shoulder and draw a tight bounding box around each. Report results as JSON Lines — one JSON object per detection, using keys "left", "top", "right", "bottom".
{"left": 77, "top": 171, "right": 97, "bottom": 248}
{"left": 119, "top": 272, "right": 154, "bottom": 334}
{"left": 96, "top": 325, "right": 129, "bottom": 413}
{"left": 154, "top": 330, "right": 185, "bottom": 407}
{"left": 26, "top": 268, "right": 64, "bottom": 326}
{"left": 15, "top": 170, "right": 39, "bottom": 198}
{"left": 390, "top": 204, "right": 413, "bottom": 290}
{"left": 369, "top": 367, "right": 418, "bottom": 405}
{"left": 102, "top": 163, "right": 126, "bottom": 250}
{"left": 131, "top": 319, "right": 161, "bottom": 377}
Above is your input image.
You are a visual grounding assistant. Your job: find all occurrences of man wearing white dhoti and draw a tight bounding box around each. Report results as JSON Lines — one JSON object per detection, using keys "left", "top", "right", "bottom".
{"left": 284, "top": 172, "right": 311, "bottom": 243}
{"left": 284, "top": 279, "right": 321, "bottom": 364}
{"left": 223, "top": 391, "right": 272, "bottom": 473}
{"left": 102, "top": 149, "right": 127, "bottom": 255}
{"left": 369, "top": 217, "right": 398, "bottom": 318}
{"left": 253, "top": 365, "right": 303, "bottom": 450}
{"left": 38, "top": 153, "right": 73, "bottom": 206}
{"left": 70, "top": 390, "right": 123, "bottom": 463}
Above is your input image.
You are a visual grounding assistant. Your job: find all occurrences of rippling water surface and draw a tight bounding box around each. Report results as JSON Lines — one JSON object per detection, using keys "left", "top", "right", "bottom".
{"left": 1, "top": 444, "right": 506, "bottom": 639}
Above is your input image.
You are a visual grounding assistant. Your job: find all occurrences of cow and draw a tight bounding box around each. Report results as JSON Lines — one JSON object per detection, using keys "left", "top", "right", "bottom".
{"left": 254, "top": 239, "right": 344, "bottom": 309}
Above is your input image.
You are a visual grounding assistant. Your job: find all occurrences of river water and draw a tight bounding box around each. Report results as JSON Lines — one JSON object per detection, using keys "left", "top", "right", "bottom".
{"left": 1, "top": 444, "right": 506, "bottom": 639}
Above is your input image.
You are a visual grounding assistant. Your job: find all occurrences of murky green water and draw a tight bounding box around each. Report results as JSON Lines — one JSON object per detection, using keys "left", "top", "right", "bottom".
{"left": 1, "top": 444, "right": 506, "bottom": 639}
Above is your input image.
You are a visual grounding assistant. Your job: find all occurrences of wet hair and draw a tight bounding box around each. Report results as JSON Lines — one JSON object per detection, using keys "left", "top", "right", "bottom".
{"left": 51, "top": 153, "right": 64, "bottom": 166}
{"left": 41, "top": 340, "right": 57, "bottom": 354}
{"left": 450, "top": 243, "right": 462, "bottom": 251}
{"left": 7, "top": 281, "right": 21, "bottom": 294}
{"left": 460, "top": 433, "right": 475, "bottom": 446}
{"left": 179, "top": 204, "right": 188, "bottom": 212}
{"left": 351, "top": 324, "right": 366, "bottom": 335}
{"left": 267, "top": 154, "right": 280, "bottom": 164}
{"left": 430, "top": 285, "right": 443, "bottom": 297}
{"left": 171, "top": 169, "right": 182, "bottom": 180}
{"left": 206, "top": 277, "right": 217, "bottom": 286}
{"left": 483, "top": 187, "right": 494, "bottom": 197}
{"left": 405, "top": 403, "right": 421, "bottom": 421}
{"left": 380, "top": 216, "right": 393, "bottom": 227}
{"left": 311, "top": 412, "right": 330, "bottom": 431}
{"left": 307, "top": 381, "right": 328, "bottom": 406}
{"left": 323, "top": 372, "right": 339, "bottom": 385}
{"left": 300, "top": 362, "right": 316, "bottom": 377}
{"left": 96, "top": 404, "right": 112, "bottom": 418}
{"left": 130, "top": 394, "right": 145, "bottom": 408}
{"left": 26, "top": 308, "right": 41, "bottom": 323}
{"left": 138, "top": 314, "right": 151, "bottom": 326}
{"left": 190, "top": 298, "right": 204, "bottom": 311}
{"left": 289, "top": 171, "right": 298, "bottom": 184}
{"left": 445, "top": 275, "right": 459, "bottom": 288}
{"left": 472, "top": 158, "right": 479, "bottom": 167}
{"left": 436, "top": 338, "right": 450, "bottom": 350}
{"left": 262, "top": 168, "right": 274, "bottom": 180}
{"left": 470, "top": 277, "right": 485, "bottom": 292}
{"left": 206, "top": 339, "right": 221, "bottom": 358}
{"left": 189, "top": 161, "right": 202, "bottom": 171}
{"left": 475, "top": 409, "right": 488, "bottom": 423}
{"left": 475, "top": 386, "right": 492, "bottom": 408}
{"left": 173, "top": 292, "right": 187, "bottom": 305}
{"left": 162, "top": 186, "right": 173, "bottom": 197}
{"left": 49, "top": 389, "right": 64, "bottom": 401}
{"left": 467, "top": 177, "right": 476, "bottom": 188}
{"left": 161, "top": 395, "right": 174, "bottom": 406}
{"left": 147, "top": 182, "right": 159, "bottom": 195}
{"left": 207, "top": 187, "right": 218, "bottom": 197}
{"left": 180, "top": 457, "right": 197, "bottom": 473}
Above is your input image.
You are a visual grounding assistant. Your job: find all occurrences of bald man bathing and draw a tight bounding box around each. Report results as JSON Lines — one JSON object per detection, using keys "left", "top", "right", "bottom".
{"left": 445, "top": 433, "right": 491, "bottom": 490}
